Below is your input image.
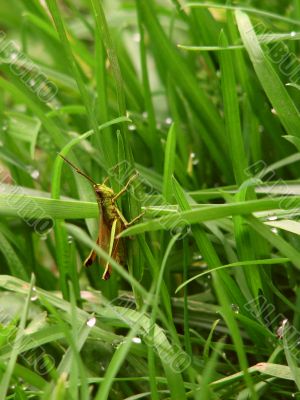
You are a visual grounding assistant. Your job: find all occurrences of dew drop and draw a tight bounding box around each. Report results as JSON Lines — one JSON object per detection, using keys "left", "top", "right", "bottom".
{"left": 271, "top": 228, "right": 278, "bottom": 234}
{"left": 30, "top": 287, "right": 38, "bottom": 302}
{"left": 267, "top": 215, "right": 277, "bottom": 221}
{"left": 67, "top": 235, "right": 73, "bottom": 244}
{"left": 276, "top": 318, "right": 288, "bottom": 338}
{"left": 231, "top": 304, "right": 240, "bottom": 314}
{"left": 132, "top": 337, "right": 142, "bottom": 344}
{"left": 30, "top": 169, "right": 39, "bottom": 180}
{"left": 271, "top": 108, "right": 277, "bottom": 115}
{"left": 190, "top": 152, "right": 199, "bottom": 165}
{"left": 165, "top": 117, "right": 173, "bottom": 125}
{"left": 291, "top": 31, "right": 297, "bottom": 37}
{"left": 99, "top": 363, "right": 105, "bottom": 371}
{"left": 87, "top": 317, "right": 96, "bottom": 327}
{"left": 128, "top": 124, "right": 136, "bottom": 131}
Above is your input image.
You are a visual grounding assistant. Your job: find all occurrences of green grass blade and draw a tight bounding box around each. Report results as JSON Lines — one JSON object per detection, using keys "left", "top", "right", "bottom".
{"left": 236, "top": 10, "right": 300, "bottom": 137}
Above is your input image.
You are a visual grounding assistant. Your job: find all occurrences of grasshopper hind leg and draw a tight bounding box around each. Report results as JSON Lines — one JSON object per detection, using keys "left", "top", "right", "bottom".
{"left": 84, "top": 249, "right": 97, "bottom": 267}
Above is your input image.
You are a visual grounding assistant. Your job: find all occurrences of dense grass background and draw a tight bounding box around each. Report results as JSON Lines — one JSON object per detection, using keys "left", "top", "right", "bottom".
{"left": 2, "top": 0, "right": 300, "bottom": 398}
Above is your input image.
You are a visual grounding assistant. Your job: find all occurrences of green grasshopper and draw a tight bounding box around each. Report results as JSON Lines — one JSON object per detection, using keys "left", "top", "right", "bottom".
{"left": 59, "top": 155, "right": 143, "bottom": 280}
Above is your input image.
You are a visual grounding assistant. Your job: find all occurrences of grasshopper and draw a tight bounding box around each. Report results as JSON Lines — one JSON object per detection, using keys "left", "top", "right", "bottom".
{"left": 59, "top": 155, "right": 143, "bottom": 280}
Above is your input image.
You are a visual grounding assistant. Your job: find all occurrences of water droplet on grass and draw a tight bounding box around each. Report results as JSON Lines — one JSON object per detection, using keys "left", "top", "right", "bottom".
{"left": 128, "top": 124, "right": 136, "bottom": 131}
{"left": 231, "top": 304, "right": 240, "bottom": 314}
{"left": 87, "top": 317, "right": 96, "bottom": 327}
{"left": 31, "top": 287, "right": 38, "bottom": 301}
{"left": 30, "top": 169, "right": 39, "bottom": 180}
{"left": 132, "top": 337, "right": 142, "bottom": 344}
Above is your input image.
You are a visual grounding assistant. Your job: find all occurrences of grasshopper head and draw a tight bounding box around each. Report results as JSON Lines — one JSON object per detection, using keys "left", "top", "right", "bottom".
{"left": 94, "top": 184, "right": 114, "bottom": 199}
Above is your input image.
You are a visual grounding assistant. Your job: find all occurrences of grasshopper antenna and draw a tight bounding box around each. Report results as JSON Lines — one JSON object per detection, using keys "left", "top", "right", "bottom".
{"left": 58, "top": 153, "right": 97, "bottom": 185}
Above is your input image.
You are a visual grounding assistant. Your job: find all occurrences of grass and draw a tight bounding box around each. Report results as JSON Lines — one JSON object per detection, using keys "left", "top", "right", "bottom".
{"left": 1, "top": 0, "right": 300, "bottom": 398}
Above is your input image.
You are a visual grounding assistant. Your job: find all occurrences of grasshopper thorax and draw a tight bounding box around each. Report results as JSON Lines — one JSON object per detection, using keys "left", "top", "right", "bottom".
{"left": 94, "top": 184, "right": 114, "bottom": 199}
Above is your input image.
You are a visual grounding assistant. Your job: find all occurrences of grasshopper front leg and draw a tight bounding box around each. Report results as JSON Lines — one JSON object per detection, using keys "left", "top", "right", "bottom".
{"left": 112, "top": 172, "right": 139, "bottom": 202}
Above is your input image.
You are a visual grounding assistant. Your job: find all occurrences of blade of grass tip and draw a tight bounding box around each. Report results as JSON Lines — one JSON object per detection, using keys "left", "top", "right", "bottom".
{"left": 236, "top": 10, "right": 300, "bottom": 138}
{"left": 163, "top": 123, "right": 176, "bottom": 202}
{"left": 167, "top": 79, "right": 190, "bottom": 175}
{"left": 219, "top": 30, "right": 247, "bottom": 185}
{"left": 203, "top": 320, "right": 220, "bottom": 362}
{"left": 45, "top": 0, "right": 100, "bottom": 146}
{"left": 136, "top": 0, "right": 161, "bottom": 171}
{"left": 138, "top": 1, "right": 227, "bottom": 153}
{"left": 176, "top": 258, "right": 289, "bottom": 293}
{"left": 0, "top": 232, "right": 29, "bottom": 281}
{"left": 94, "top": 36, "right": 113, "bottom": 166}
{"left": 226, "top": 10, "right": 292, "bottom": 163}
{"left": 89, "top": 0, "right": 126, "bottom": 119}
{"left": 172, "top": 177, "right": 257, "bottom": 398}
{"left": 121, "top": 195, "right": 300, "bottom": 237}
{"left": 0, "top": 274, "right": 35, "bottom": 399}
